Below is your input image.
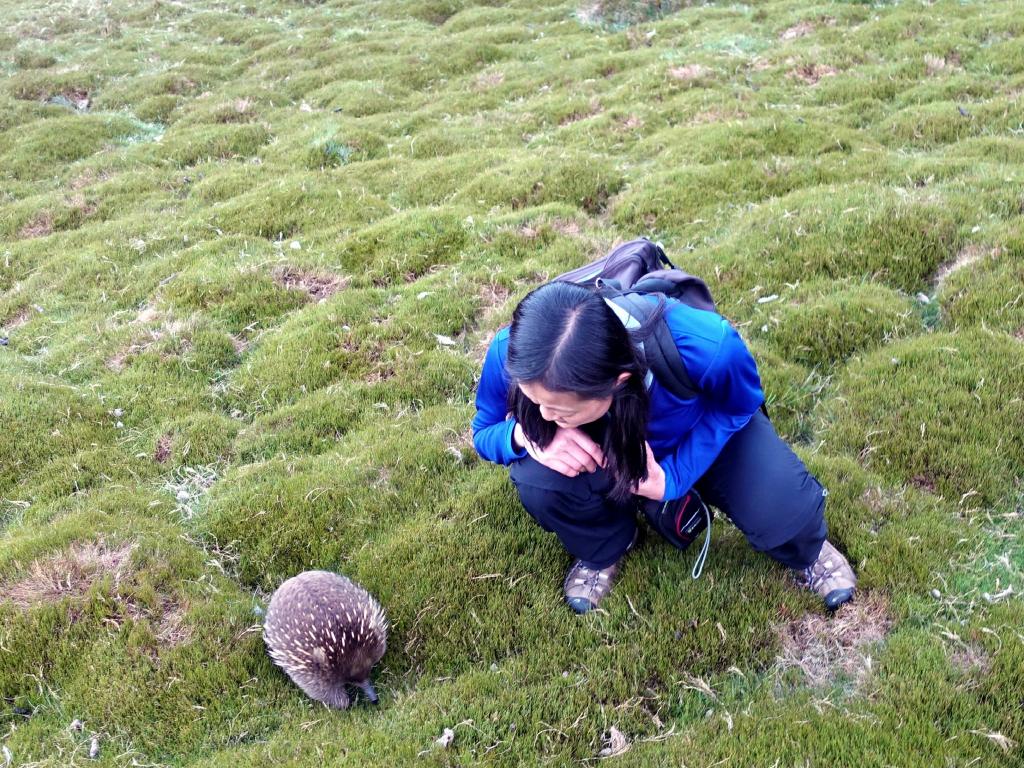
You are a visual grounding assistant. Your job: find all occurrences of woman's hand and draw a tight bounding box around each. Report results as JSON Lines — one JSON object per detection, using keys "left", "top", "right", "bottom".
{"left": 635, "top": 442, "right": 666, "bottom": 501}
{"left": 514, "top": 423, "right": 604, "bottom": 478}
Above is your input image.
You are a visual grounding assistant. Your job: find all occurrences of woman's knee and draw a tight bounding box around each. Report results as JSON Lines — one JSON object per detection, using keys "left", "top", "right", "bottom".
{"left": 698, "top": 410, "right": 828, "bottom": 549}
{"left": 508, "top": 457, "right": 628, "bottom": 524}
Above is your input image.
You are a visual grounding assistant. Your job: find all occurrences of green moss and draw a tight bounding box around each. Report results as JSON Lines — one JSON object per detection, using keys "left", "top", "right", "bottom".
{"left": 701, "top": 183, "right": 963, "bottom": 302}
{"left": 205, "top": 174, "right": 391, "bottom": 238}
{"left": 820, "top": 330, "right": 1024, "bottom": 507}
{"left": 156, "top": 411, "right": 240, "bottom": 467}
{"left": 939, "top": 234, "right": 1024, "bottom": 336}
{"left": 641, "top": 118, "right": 862, "bottom": 165}
{"left": 611, "top": 155, "right": 894, "bottom": 240}
{"left": 0, "top": 114, "right": 143, "bottom": 179}
{"left": 157, "top": 123, "right": 272, "bottom": 166}
{"left": 161, "top": 262, "right": 309, "bottom": 334}
{"left": 334, "top": 208, "right": 469, "bottom": 285}
{"left": 747, "top": 341, "right": 822, "bottom": 444}
{"left": 455, "top": 152, "right": 624, "bottom": 214}
{"left": 0, "top": 369, "right": 114, "bottom": 498}
{"left": 757, "top": 281, "right": 920, "bottom": 368}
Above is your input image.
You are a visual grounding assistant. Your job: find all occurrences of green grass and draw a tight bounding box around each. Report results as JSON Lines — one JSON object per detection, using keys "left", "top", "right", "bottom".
{"left": 1, "top": 0, "right": 1023, "bottom": 765}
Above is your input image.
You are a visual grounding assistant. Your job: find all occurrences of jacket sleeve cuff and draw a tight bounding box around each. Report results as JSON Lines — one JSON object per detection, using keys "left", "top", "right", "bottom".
{"left": 505, "top": 420, "right": 528, "bottom": 461}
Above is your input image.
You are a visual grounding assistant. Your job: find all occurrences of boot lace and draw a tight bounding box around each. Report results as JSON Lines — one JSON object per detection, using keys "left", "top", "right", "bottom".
{"left": 802, "top": 556, "right": 833, "bottom": 592}
{"left": 573, "top": 564, "right": 610, "bottom": 595}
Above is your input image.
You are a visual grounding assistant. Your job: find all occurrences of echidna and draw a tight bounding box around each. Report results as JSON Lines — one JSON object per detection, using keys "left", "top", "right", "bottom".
{"left": 263, "top": 570, "right": 387, "bottom": 709}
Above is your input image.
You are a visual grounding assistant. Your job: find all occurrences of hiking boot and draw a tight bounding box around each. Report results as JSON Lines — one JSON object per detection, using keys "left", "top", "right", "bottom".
{"left": 797, "top": 539, "right": 856, "bottom": 610}
{"left": 563, "top": 530, "right": 638, "bottom": 614}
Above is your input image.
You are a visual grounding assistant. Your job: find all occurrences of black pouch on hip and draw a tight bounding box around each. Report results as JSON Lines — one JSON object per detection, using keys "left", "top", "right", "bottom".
{"left": 640, "top": 489, "right": 713, "bottom": 579}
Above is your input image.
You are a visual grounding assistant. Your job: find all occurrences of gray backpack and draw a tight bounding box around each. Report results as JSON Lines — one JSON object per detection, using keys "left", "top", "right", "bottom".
{"left": 555, "top": 238, "right": 716, "bottom": 401}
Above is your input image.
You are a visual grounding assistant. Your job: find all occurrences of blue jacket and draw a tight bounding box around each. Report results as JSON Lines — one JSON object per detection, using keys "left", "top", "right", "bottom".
{"left": 471, "top": 297, "right": 766, "bottom": 501}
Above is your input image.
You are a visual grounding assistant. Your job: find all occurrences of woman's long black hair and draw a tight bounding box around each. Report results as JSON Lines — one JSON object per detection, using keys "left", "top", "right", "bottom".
{"left": 506, "top": 280, "right": 662, "bottom": 502}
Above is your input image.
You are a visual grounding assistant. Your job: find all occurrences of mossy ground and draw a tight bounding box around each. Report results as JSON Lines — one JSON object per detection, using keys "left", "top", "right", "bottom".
{"left": 1, "top": 0, "right": 1022, "bottom": 765}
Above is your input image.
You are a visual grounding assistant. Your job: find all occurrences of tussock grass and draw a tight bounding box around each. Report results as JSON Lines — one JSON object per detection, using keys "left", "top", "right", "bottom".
{"left": 1, "top": 0, "right": 1022, "bottom": 765}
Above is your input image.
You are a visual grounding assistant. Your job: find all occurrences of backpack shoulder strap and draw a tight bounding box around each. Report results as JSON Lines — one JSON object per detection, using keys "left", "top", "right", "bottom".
{"left": 606, "top": 294, "right": 700, "bottom": 401}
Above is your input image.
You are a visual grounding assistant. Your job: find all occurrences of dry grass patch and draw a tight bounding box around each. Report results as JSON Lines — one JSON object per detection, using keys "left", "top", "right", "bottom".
{"left": 2, "top": 306, "right": 34, "bottom": 331}
{"left": 67, "top": 192, "right": 98, "bottom": 218}
{"left": 667, "top": 64, "right": 710, "bottom": 82}
{"left": 559, "top": 98, "right": 604, "bottom": 126}
{"left": 789, "top": 63, "right": 838, "bottom": 85}
{"left": 617, "top": 114, "right": 644, "bottom": 131}
{"left": 2, "top": 538, "right": 195, "bottom": 651}
{"left": 106, "top": 308, "right": 192, "bottom": 371}
{"left": 924, "top": 53, "right": 961, "bottom": 76}
{"left": 477, "top": 280, "right": 512, "bottom": 320}
{"left": 155, "top": 432, "right": 173, "bottom": 464}
{"left": 3, "top": 540, "right": 136, "bottom": 609}
{"left": 272, "top": 266, "right": 347, "bottom": 303}
{"left": 18, "top": 210, "right": 54, "bottom": 238}
{"left": 68, "top": 169, "right": 112, "bottom": 191}
{"left": 475, "top": 71, "right": 505, "bottom": 89}
{"left": 780, "top": 21, "right": 815, "bottom": 41}
{"left": 147, "top": 596, "right": 193, "bottom": 648}
{"left": 228, "top": 333, "right": 249, "bottom": 354}
{"left": 775, "top": 591, "right": 893, "bottom": 688}
{"left": 50, "top": 87, "right": 91, "bottom": 110}
{"left": 949, "top": 642, "right": 991, "bottom": 675}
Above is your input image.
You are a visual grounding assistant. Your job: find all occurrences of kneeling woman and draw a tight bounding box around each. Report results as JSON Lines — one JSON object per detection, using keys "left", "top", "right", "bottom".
{"left": 471, "top": 280, "right": 856, "bottom": 614}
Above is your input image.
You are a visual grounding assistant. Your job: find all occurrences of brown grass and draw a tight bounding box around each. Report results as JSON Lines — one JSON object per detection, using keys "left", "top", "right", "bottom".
{"left": 2, "top": 306, "right": 34, "bottom": 330}
{"left": 788, "top": 63, "right": 838, "bottom": 85}
{"left": 272, "top": 266, "right": 347, "bottom": 302}
{"left": 68, "top": 169, "right": 112, "bottom": 191}
{"left": 775, "top": 591, "right": 893, "bottom": 688}
{"left": 2, "top": 539, "right": 192, "bottom": 649}
{"left": 155, "top": 433, "right": 173, "bottom": 464}
{"left": 45, "top": 87, "right": 90, "bottom": 110}
{"left": 19, "top": 210, "right": 54, "bottom": 239}
{"left": 3, "top": 540, "right": 136, "bottom": 608}
{"left": 949, "top": 643, "right": 991, "bottom": 674}
{"left": 910, "top": 473, "right": 938, "bottom": 493}
{"left": 618, "top": 114, "right": 644, "bottom": 131}
{"left": 559, "top": 98, "right": 603, "bottom": 126}
{"left": 667, "top": 64, "right": 710, "bottom": 83}
{"left": 924, "top": 53, "right": 961, "bottom": 76}
{"left": 780, "top": 21, "right": 815, "bottom": 41}
{"left": 475, "top": 71, "right": 505, "bottom": 89}
{"left": 107, "top": 308, "right": 192, "bottom": 371}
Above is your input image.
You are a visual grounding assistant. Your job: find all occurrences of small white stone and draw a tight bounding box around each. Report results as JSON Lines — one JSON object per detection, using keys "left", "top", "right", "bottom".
{"left": 436, "top": 727, "right": 455, "bottom": 749}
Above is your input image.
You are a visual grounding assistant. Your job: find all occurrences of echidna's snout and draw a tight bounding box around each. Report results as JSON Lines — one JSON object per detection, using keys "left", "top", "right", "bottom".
{"left": 356, "top": 679, "right": 379, "bottom": 704}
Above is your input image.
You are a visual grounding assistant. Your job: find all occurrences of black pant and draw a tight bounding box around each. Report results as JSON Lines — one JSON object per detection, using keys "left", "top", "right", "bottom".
{"left": 508, "top": 410, "right": 827, "bottom": 570}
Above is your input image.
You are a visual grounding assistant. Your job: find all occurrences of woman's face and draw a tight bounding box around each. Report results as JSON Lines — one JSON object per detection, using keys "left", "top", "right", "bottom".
{"left": 518, "top": 374, "right": 629, "bottom": 429}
